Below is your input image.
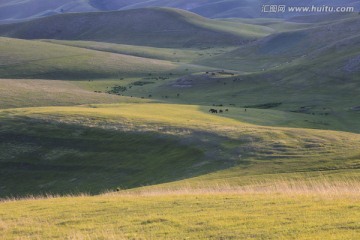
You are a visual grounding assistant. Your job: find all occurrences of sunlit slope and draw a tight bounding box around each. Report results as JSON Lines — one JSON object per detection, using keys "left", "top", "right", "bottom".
{"left": 0, "top": 8, "right": 271, "bottom": 48}
{"left": 0, "top": 79, "right": 150, "bottom": 109}
{"left": 1, "top": 103, "right": 359, "bottom": 197}
{"left": 41, "top": 39, "right": 231, "bottom": 63}
{"left": 121, "top": 68, "right": 360, "bottom": 133}
{"left": 0, "top": 37, "right": 203, "bottom": 79}
{"left": 221, "top": 18, "right": 312, "bottom": 32}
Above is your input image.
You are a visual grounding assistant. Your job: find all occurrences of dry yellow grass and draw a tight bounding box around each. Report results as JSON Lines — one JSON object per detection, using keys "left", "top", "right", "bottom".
{"left": 111, "top": 178, "right": 360, "bottom": 199}
{"left": 1, "top": 183, "right": 360, "bottom": 239}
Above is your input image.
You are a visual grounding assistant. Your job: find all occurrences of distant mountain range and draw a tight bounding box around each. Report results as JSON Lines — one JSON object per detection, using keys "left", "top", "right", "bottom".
{"left": 1, "top": 0, "right": 359, "bottom": 23}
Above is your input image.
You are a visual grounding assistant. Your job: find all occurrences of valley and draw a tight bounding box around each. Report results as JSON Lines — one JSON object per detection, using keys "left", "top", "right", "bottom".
{"left": 0, "top": 5, "right": 359, "bottom": 239}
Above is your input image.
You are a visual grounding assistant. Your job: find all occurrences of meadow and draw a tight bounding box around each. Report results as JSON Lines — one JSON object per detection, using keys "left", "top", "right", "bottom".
{"left": 1, "top": 192, "right": 360, "bottom": 239}
{"left": 0, "top": 7, "right": 359, "bottom": 240}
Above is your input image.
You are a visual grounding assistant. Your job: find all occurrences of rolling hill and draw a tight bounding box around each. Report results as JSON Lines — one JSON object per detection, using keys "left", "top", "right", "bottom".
{"left": 199, "top": 14, "right": 360, "bottom": 72}
{"left": 0, "top": 37, "right": 206, "bottom": 79}
{"left": 1, "top": 2, "right": 360, "bottom": 239}
{"left": 1, "top": 0, "right": 359, "bottom": 23}
{"left": 0, "top": 79, "right": 150, "bottom": 109}
{"left": 1, "top": 103, "right": 360, "bottom": 198}
{"left": 1, "top": 104, "right": 359, "bottom": 238}
{"left": 0, "top": 8, "right": 271, "bottom": 48}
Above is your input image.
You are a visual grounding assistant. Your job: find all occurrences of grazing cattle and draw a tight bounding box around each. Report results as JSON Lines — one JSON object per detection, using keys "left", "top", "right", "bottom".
{"left": 219, "top": 110, "right": 224, "bottom": 113}
{"left": 225, "top": 109, "right": 229, "bottom": 112}
{"left": 209, "top": 109, "right": 218, "bottom": 114}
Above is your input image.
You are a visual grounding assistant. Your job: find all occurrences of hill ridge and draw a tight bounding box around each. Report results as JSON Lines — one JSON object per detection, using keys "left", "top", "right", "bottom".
{"left": 0, "top": 8, "right": 271, "bottom": 48}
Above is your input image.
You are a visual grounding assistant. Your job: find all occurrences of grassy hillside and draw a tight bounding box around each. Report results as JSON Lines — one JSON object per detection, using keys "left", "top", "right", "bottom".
{"left": 0, "top": 102, "right": 359, "bottom": 238}
{"left": 0, "top": 79, "right": 149, "bottom": 109}
{"left": 200, "top": 14, "right": 360, "bottom": 72}
{"left": 0, "top": 37, "right": 204, "bottom": 79}
{"left": 42, "top": 40, "right": 236, "bottom": 63}
{"left": 0, "top": 0, "right": 96, "bottom": 23}
{"left": 1, "top": 0, "right": 358, "bottom": 23}
{"left": 1, "top": 103, "right": 359, "bottom": 197}
{"left": 0, "top": 116, "right": 208, "bottom": 197}
{"left": 0, "top": 6, "right": 359, "bottom": 240}
{"left": 0, "top": 8, "right": 271, "bottom": 48}
{"left": 101, "top": 64, "right": 359, "bottom": 133}
{"left": 222, "top": 18, "right": 312, "bottom": 32}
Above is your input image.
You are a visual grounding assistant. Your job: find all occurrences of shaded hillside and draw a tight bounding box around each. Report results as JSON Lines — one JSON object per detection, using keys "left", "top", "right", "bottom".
{"left": 199, "top": 14, "right": 360, "bottom": 72}
{"left": 0, "top": 8, "right": 269, "bottom": 48}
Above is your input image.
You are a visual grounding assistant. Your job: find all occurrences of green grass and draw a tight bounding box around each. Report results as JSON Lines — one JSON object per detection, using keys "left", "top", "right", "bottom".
{"left": 0, "top": 37, "right": 206, "bottom": 79}
{"left": 1, "top": 103, "right": 359, "bottom": 197}
{"left": 0, "top": 116, "right": 211, "bottom": 197}
{"left": 1, "top": 193, "right": 360, "bottom": 239}
{"left": 42, "top": 39, "right": 237, "bottom": 63}
{"left": 116, "top": 70, "right": 360, "bottom": 133}
{"left": 0, "top": 79, "right": 152, "bottom": 109}
{"left": 0, "top": 10, "right": 359, "bottom": 240}
{"left": 221, "top": 18, "right": 312, "bottom": 32}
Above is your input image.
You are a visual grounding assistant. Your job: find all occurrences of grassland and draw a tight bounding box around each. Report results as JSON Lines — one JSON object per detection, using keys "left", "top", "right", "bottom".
{"left": 0, "top": 37, "right": 206, "bottom": 79}
{"left": 1, "top": 9, "right": 359, "bottom": 240}
{"left": 0, "top": 79, "right": 152, "bottom": 109}
{"left": 1, "top": 100, "right": 358, "bottom": 239}
{"left": 222, "top": 18, "right": 312, "bottom": 32}
{"left": 0, "top": 192, "right": 359, "bottom": 239}
{"left": 199, "top": 14, "right": 360, "bottom": 72}
{"left": 42, "top": 39, "right": 237, "bottom": 63}
{"left": 1, "top": 103, "right": 359, "bottom": 198}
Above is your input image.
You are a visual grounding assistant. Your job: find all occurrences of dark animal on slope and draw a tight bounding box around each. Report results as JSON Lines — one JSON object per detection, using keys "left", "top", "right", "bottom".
{"left": 209, "top": 109, "right": 218, "bottom": 113}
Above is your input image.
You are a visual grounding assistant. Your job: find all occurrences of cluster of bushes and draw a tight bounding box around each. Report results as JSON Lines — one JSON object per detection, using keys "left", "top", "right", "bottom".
{"left": 106, "top": 85, "right": 127, "bottom": 95}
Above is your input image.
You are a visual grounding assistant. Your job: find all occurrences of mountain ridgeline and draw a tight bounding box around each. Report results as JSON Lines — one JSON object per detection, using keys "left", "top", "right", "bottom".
{"left": 0, "top": 8, "right": 268, "bottom": 48}
{"left": 0, "top": 0, "right": 359, "bottom": 23}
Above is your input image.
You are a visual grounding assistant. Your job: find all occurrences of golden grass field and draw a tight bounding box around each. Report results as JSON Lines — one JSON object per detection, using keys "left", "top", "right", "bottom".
{"left": 1, "top": 184, "right": 360, "bottom": 239}
{"left": 0, "top": 102, "right": 359, "bottom": 239}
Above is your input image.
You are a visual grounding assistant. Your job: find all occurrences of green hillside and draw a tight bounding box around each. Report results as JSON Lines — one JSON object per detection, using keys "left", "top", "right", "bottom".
{"left": 0, "top": 37, "right": 205, "bottom": 79}
{"left": 199, "top": 14, "right": 360, "bottom": 72}
{"left": 0, "top": 8, "right": 272, "bottom": 48}
{"left": 41, "top": 39, "right": 236, "bottom": 63}
{"left": 0, "top": 79, "right": 151, "bottom": 109}
{"left": 221, "top": 18, "right": 312, "bottom": 32}
{"left": 1, "top": 103, "right": 359, "bottom": 197}
{"left": 0, "top": 6, "right": 359, "bottom": 240}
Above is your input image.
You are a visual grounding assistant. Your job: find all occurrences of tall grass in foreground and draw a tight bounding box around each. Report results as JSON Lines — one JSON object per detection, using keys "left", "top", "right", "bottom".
{"left": 1, "top": 181, "right": 360, "bottom": 240}
{"left": 1, "top": 178, "right": 360, "bottom": 203}
{"left": 110, "top": 178, "right": 360, "bottom": 198}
